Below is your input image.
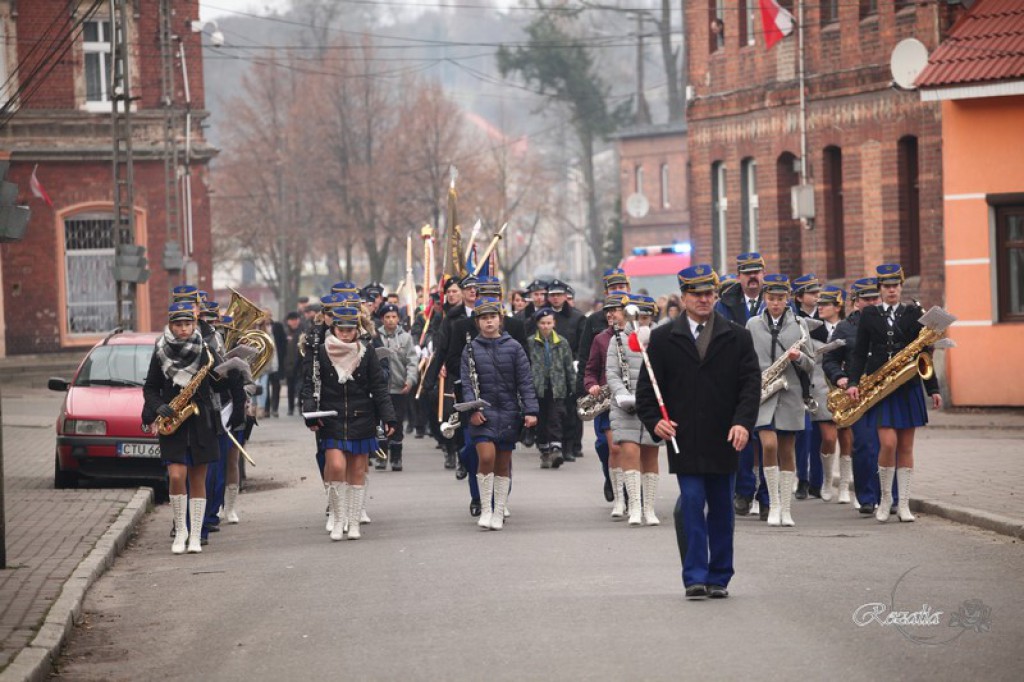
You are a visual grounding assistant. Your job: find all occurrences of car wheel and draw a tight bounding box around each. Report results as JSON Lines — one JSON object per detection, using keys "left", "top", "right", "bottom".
{"left": 53, "top": 451, "right": 80, "bottom": 489}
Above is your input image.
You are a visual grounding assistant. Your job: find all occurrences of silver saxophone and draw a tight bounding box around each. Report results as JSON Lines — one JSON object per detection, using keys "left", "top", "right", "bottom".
{"left": 578, "top": 324, "right": 631, "bottom": 420}
{"left": 760, "top": 319, "right": 811, "bottom": 407}
{"left": 440, "top": 333, "right": 490, "bottom": 439}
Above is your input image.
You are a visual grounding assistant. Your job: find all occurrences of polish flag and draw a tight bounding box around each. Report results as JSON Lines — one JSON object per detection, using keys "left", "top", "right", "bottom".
{"left": 759, "top": 0, "right": 795, "bottom": 50}
{"left": 30, "top": 164, "right": 54, "bottom": 207}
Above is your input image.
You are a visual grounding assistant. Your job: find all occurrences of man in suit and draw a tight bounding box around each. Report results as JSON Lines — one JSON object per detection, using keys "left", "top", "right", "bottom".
{"left": 637, "top": 265, "right": 760, "bottom": 599}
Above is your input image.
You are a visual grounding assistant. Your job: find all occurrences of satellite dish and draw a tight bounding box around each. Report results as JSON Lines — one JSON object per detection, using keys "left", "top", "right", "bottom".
{"left": 625, "top": 192, "right": 650, "bottom": 219}
{"left": 890, "top": 38, "right": 930, "bottom": 91}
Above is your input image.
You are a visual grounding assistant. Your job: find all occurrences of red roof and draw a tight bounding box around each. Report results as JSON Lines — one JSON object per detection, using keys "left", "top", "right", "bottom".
{"left": 916, "top": 0, "right": 1024, "bottom": 89}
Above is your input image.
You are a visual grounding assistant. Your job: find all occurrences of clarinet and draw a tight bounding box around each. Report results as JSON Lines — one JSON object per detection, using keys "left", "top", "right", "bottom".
{"left": 613, "top": 327, "right": 636, "bottom": 414}
{"left": 465, "top": 332, "right": 482, "bottom": 402}
{"left": 311, "top": 324, "right": 323, "bottom": 410}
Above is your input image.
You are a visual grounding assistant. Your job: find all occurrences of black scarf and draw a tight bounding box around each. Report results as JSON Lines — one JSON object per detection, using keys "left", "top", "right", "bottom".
{"left": 156, "top": 327, "right": 205, "bottom": 388}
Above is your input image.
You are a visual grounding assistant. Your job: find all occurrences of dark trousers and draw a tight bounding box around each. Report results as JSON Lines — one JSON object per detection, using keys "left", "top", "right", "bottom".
{"left": 850, "top": 413, "right": 898, "bottom": 505}
{"left": 287, "top": 371, "right": 302, "bottom": 413}
{"left": 268, "top": 371, "right": 282, "bottom": 414}
{"left": 796, "top": 413, "right": 821, "bottom": 484}
{"left": 563, "top": 396, "right": 582, "bottom": 454}
{"left": 202, "top": 433, "right": 231, "bottom": 536}
{"left": 676, "top": 473, "right": 736, "bottom": 589}
{"left": 537, "top": 390, "right": 565, "bottom": 451}
{"left": 460, "top": 427, "right": 479, "bottom": 502}
{"left": 735, "top": 441, "right": 757, "bottom": 498}
{"left": 594, "top": 417, "right": 610, "bottom": 487}
{"left": 390, "top": 393, "right": 408, "bottom": 445}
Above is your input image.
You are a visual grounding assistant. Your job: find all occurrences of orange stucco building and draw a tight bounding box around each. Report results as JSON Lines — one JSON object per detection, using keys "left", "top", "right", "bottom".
{"left": 916, "top": 0, "right": 1024, "bottom": 406}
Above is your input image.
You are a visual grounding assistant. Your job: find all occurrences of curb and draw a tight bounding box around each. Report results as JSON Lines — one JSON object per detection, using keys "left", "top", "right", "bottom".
{"left": 911, "top": 498, "right": 1024, "bottom": 541}
{"left": 0, "top": 487, "right": 154, "bottom": 682}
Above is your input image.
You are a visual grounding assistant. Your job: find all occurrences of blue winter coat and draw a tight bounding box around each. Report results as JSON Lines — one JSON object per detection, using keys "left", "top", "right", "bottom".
{"left": 461, "top": 332, "right": 539, "bottom": 445}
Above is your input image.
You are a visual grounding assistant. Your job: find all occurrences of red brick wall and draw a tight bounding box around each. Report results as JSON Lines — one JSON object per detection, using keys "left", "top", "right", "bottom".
{"left": 617, "top": 130, "right": 691, "bottom": 255}
{"left": 685, "top": 1, "right": 956, "bottom": 306}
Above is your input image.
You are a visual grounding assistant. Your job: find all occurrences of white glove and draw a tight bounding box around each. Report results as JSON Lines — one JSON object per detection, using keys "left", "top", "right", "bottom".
{"left": 615, "top": 393, "right": 636, "bottom": 410}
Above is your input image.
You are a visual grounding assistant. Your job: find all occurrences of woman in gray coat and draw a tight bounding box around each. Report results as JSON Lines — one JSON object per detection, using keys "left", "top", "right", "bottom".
{"left": 606, "top": 294, "right": 662, "bottom": 526}
{"left": 746, "top": 275, "right": 816, "bottom": 528}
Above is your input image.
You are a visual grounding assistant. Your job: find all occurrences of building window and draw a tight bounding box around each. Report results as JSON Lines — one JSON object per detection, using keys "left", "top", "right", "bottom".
{"left": 821, "top": 0, "right": 839, "bottom": 25}
{"left": 711, "top": 161, "right": 727, "bottom": 274}
{"left": 741, "top": 158, "right": 759, "bottom": 254}
{"left": 996, "top": 204, "right": 1024, "bottom": 323}
{"left": 63, "top": 212, "right": 131, "bottom": 335}
{"left": 823, "top": 146, "right": 845, "bottom": 278}
{"left": 860, "top": 0, "right": 878, "bottom": 19}
{"left": 739, "top": 1, "right": 757, "bottom": 47}
{"left": 776, "top": 152, "right": 802, "bottom": 276}
{"left": 660, "top": 163, "right": 670, "bottom": 208}
{"left": 83, "top": 19, "right": 114, "bottom": 105}
{"left": 635, "top": 165, "right": 644, "bottom": 195}
{"left": 709, "top": 0, "right": 725, "bottom": 53}
{"left": 897, "top": 136, "right": 921, "bottom": 277}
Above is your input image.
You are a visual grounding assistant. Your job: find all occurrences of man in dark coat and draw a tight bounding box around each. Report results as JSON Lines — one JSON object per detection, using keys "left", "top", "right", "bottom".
{"left": 636, "top": 264, "right": 760, "bottom": 599}
{"left": 546, "top": 278, "right": 585, "bottom": 460}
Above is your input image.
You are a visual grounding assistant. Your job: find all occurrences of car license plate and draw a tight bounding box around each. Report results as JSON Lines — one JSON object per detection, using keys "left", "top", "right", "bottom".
{"left": 118, "top": 442, "right": 161, "bottom": 458}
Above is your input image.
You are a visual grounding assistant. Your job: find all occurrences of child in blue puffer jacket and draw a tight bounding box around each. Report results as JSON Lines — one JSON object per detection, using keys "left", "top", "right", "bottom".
{"left": 461, "top": 297, "right": 539, "bottom": 531}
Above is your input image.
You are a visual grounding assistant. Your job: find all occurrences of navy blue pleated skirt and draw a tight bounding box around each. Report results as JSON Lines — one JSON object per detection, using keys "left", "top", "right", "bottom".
{"left": 869, "top": 380, "right": 928, "bottom": 429}
{"left": 322, "top": 437, "right": 380, "bottom": 454}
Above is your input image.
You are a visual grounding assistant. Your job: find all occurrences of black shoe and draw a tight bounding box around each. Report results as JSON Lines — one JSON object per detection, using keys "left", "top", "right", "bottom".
{"left": 685, "top": 584, "right": 708, "bottom": 599}
{"left": 204, "top": 523, "right": 220, "bottom": 533}
{"left": 562, "top": 450, "right": 576, "bottom": 463}
{"left": 733, "top": 494, "right": 752, "bottom": 516}
{"left": 891, "top": 504, "right": 899, "bottom": 515}
{"left": 708, "top": 585, "right": 729, "bottom": 599}
{"left": 574, "top": 448, "right": 584, "bottom": 459}
{"left": 759, "top": 503, "right": 770, "bottom": 521}
{"left": 540, "top": 452, "right": 551, "bottom": 469}
{"left": 374, "top": 459, "right": 387, "bottom": 471}
{"left": 444, "top": 449, "right": 456, "bottom": 470}
{"left": 604, "top": 479, "right": 614, "bottom": 502}
{"left": 795, "top": 480, "right": 809, "bottom": 500}
{"left": 414, "top": 431, "right": 425, "bottom": 439}
{"left": 455, "top": 462, "right": 468, "bottom": 480}
{"left": 550, "top": 448, "right": 564, "bottom": 469}
{"left": 391, "top": 462, "right": 403, "bottom": 472}
{"left": 807, "top": 486, "right": 822, "bottom": 499}
{"left": 469, "top": 499, "right": 482, "bottom": 517}
{"left": 200, "top": 536, "right": 209, "bottom": 546}
{"left": 859, "top": 503, "right": 877, "bottom": 515}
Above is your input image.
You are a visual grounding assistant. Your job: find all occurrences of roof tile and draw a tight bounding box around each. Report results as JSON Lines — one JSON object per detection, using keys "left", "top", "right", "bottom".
{"left": 916, "top": 0, "right": 1024, "bottom": 88}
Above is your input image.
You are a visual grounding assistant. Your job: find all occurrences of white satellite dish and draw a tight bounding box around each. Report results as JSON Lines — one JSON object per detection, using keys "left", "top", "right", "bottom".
{"left": 625, "top": 192, "right": 650, "bottom": 219}
{"left": 890, "top": 38, "right": 930, "bottom": 91}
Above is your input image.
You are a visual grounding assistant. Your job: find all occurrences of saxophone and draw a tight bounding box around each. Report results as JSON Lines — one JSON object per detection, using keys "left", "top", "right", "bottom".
{"left": 827, "top": 306, "right": 955, "bottom": 429}
{"left": 577, "top": 385, "right": 612, "bottom": 421}
{"left": 760, "top": 321, "right": 810, "bottom": 405}
{"left": 154, "top": 348, "right": 215, "bottom": 436}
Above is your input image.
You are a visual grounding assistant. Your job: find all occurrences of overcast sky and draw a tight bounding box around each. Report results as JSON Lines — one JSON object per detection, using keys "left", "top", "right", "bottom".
{"left": 200, "top": 0, "right": 294, "bottom": 22}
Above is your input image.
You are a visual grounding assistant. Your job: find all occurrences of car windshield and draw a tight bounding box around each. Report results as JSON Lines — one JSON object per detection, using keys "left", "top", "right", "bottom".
{"left": 74, "top": 344, "right": 152, "bottom": 387}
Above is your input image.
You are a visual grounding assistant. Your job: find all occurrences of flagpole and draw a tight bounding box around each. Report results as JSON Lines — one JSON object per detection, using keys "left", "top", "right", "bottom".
{"left": 797, "top": 0, "right": 809, "bottom": 198}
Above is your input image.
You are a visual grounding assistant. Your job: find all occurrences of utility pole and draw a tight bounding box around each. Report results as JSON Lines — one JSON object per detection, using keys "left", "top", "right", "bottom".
{"left": 110, "top": 0, "right": 137, "bottom": 328}
{"left": 159, "top": 0, "right": 182, "bottom": 278}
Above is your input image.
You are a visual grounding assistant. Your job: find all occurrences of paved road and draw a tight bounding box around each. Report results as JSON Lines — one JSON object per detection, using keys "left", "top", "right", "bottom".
{"left": 52, "top": 416, "right": 1024, "bottom": 681}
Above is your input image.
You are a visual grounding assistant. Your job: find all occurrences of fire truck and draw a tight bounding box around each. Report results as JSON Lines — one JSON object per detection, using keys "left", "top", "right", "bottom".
{"left": 618, "top": 242, "right": 692, "bottom": 297}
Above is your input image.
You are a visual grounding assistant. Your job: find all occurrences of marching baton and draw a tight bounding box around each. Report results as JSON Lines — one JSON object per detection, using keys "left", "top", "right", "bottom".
{"left": 630, "top": 326, "right": 679, "bottom": 454}
{"left": 226, "top": 429, "right": 256, "bottom": 467}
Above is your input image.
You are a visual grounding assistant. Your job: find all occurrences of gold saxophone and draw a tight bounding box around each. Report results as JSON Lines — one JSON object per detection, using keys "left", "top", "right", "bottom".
{"left": 827, "top": 306, "right": 955, "bottom": 429}
{"left": 154, "top": 349, "right": 215, "bottom": 436}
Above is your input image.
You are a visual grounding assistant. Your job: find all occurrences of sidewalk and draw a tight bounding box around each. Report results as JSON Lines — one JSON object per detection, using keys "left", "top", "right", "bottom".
{"left": 1, "top": 387, "right": 1022, "bottom": 680}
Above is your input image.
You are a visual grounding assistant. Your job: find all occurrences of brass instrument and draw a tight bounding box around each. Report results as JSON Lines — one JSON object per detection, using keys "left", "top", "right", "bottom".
{"left": 827, "top": 306, "right": 955, "bottom": 429}
{"left": 577, "top": 385, "right": 612, "bottom": 421}
{"left": 154, "top": 346, "right": 215, "bottom": 436}
{"left": 222, "top": 288, "right": 275, "bottom": 379}
{"left": 440, "top": 411, "right": 461, "bottom": 440}
{"left": 760, "top": 320, "right": 811, "bottom": 406}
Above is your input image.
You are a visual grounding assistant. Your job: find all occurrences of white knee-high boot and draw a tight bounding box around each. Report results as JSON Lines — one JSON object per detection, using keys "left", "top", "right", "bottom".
{"left": 896, "top": 468, "right": 915, "bottom": 522}
{"left": 642, "top": 473, "right": 660, "bottom": 525}
{"left": 347, "top": 485, "right": 365, "bottom": 539}
{"left": 610, "top": 467, "right": 625, "bottom": 518}
{"left": 820, "top": 452, "right": 836, "bottom": 502}
{"left": 224, "top": 484, "right": 240, "bottom": 523}
{"left": 837, "top": 456, "right": 853, "bottom": 504}
{"left": 490, "top": 476, "right": 510, "bottom": 530}
{"left": 876, "top": 467, "right": 895, "bottom": 522}
{"left": 477, "top": 473, "right": 494, "bottom": 528}
{"left": 187, "top": 497, "right": 206, "bottom": 553}
{"left": 329, "top": 482, "right": 347, "bottom": 541}
{"left": 780, "top": 470, "right": 796, "bottom": 527}
{"left": 764, "top": 466, "right": 781, "bottom": 527}
{"left": 624, "top": 470, "right": 642, "bottom": 526}
{"left": 170, "top": 494, "right": 188, "bottom": 555}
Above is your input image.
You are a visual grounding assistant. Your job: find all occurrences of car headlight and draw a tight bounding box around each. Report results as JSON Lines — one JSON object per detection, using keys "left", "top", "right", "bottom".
{"left": 65, "top": 419, "right": 107, "bottom": 435}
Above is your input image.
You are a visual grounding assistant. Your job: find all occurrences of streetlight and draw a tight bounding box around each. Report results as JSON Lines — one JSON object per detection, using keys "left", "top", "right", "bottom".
{"left": 189, "top": 20, "right": 225, "bottom": 47}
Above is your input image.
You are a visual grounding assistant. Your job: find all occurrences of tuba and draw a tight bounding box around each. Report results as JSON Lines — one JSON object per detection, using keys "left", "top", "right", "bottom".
{"left": 222, "top": 288, "right": 275, "bottom": 379}
{"left": 827, "top": 306, "right": 955, "bottom": 429}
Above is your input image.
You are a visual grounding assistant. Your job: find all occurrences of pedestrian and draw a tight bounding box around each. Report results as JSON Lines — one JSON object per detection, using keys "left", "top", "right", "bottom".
{"left": 301, "top": 306, "right": 396, "bottom": 541}
{"left": 528, "top": 307, "right": 575, "bottom": 469}
{"left": 845, "top": 263, "right": 942, "bottom": 523}
{"left": 636, "top": 265, "right": 760, "bottom": 599}
{"left": 607, "top": 294, "right": 662, "bottom": 526}
{"left": 809, "top": 285, "right": 847, "bottom": 502}
{"left": 268, "top": 308, "right": 287, "bottom": 417}
{"left": 283, "top": 312, "right": 303, "bottom": 416}
{"left": 746, "top": 274, "right": 817, "bottom": 527}
{"left": 791, "top": 273, "right": 822, "bottom": 500}
{"left": 462, "top": 297, "right": 539, "bottom": 530}
{"left": 143, "top": 301, "right": 245, "bottom": 554}
{"left": 379, "top": 302, "right": 419, "bottom": 471}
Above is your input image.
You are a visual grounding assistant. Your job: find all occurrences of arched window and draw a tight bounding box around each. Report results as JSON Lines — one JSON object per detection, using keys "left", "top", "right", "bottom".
{"left": 776, "top": 152, "right": 802, "bottom": 276}
{"left": 897, "top": 136, "right": 921, "bottom": 277}
{"left": 635, "top": 165, "right": 644, "bottom": 195}
{"left": 741, "top": 157, "right": 759, "bottom": 254}
{"left": 711, "top": 161, "right": 728, "bottom": 273}
{"left": 823, "top": 145, "right": 845, "bottom": 278}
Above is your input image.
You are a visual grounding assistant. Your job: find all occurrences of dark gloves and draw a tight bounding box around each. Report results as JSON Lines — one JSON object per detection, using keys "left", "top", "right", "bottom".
{"left": 156, "top": 404, "right": 175, "bottom": 419}
{"left": 301, "top": 400, "right": 316, "bottom": 415}
{"left": 304, "top": 416, "right": 320, "bottom": 428}
{"left": 228, "top": 405, "right": 245, "bottom": 430}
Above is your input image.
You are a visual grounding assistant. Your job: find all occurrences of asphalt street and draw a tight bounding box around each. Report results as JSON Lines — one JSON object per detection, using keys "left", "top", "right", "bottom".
{"left": 52, "top": 415, "right": 1024, "bottom": 681}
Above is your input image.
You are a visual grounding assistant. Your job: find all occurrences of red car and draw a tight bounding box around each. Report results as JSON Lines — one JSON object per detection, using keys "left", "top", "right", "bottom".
{"left": 49, "top": 329, "right": 167, "bottom": 497}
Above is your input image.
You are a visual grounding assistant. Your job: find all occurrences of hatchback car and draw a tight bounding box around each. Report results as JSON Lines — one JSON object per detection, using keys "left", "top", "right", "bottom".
{"left": 49, "top": 329, "right": 167, "bottom": 496}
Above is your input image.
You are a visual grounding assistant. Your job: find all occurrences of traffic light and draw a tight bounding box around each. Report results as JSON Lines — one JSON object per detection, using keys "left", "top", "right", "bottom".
{"left": 0, "top": 161, "right": 31, "bottom": 243}
{"left": 113, "top": 243, "right": 150, "bottom": 283}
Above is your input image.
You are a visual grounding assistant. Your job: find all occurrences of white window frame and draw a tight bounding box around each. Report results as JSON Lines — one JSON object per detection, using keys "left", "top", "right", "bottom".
{"left": 745, "top": 1, "right": 757, "bottom": 47}
{"left": 635, "top": 165, "right": 644, "bottom": 195}
{"left": 741, "top": 158, "right": 759, "bottom": 254}
{"left": 83, "top": 19, "right": 113, "bottom": 112}
{"left": 712, "top": 162, "right": 728, "bottom": 274}
{"left": 660, "top": 163, "right": 670, "bottom": 208}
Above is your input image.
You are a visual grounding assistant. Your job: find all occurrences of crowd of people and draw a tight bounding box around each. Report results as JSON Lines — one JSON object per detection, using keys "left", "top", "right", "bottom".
{"left": 140, "top": 254, "right": 944, "bottom": 600}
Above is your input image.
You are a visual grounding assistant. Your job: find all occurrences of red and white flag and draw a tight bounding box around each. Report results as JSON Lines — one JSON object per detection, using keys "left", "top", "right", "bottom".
{"left": 30, "top": 164, "right": 53, "bottom": 207}
{"left": 759, "top": 0, "right": 795, "bottom": 50}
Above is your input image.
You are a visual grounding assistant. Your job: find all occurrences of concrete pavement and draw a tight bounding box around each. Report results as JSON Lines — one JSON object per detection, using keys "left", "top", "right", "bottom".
{"left": 1, "top": 385, "right": 1022, "bottom": 679}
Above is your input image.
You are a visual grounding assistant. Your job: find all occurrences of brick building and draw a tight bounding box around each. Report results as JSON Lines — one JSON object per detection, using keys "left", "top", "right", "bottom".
{"left": 614, "top": 121, "right": 690, "bottom": 254}
{"left": 0, "top": 0, "right": 214, "bottom": 356}
{"left": 685, "top": 1, "right": 962, "bottom": 305}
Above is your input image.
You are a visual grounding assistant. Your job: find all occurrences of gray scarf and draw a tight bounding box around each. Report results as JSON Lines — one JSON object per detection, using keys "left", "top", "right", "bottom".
{"left": 156, "top": 327, "right": 205, "bottom": 388}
